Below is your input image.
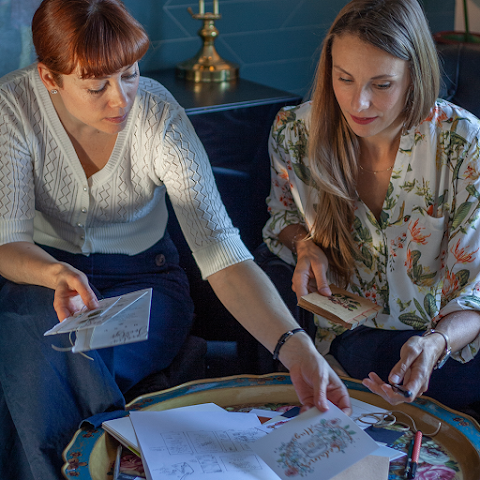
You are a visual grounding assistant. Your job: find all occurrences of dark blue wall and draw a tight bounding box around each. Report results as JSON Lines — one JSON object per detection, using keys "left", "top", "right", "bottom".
{"left": 0, "top": 0, "right": 455, "bottom": 97}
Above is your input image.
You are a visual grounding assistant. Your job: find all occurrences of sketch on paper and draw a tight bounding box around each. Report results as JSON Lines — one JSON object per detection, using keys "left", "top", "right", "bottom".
{"left": 197, "top": 455, "right": 222, "bottom": 474}
{"left": 157, "top": 462, "right": 194, "bottom": 480}
{"left": 221, "top": 452, "right": 263, "bottom": 472}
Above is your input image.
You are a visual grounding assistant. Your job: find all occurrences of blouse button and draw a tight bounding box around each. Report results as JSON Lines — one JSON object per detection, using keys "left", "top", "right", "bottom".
{"left": 77, "top": 223, "right": 84, "bottom": 228}
{"left": 155, "top": 254, "right": 166, "bottom": 267}
{"left": 81, "top": 208, "right": 87, "bottom": 214}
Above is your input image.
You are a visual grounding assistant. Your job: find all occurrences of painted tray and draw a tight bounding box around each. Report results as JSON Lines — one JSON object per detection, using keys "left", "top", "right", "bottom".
{"left": 62, "top": 373, "right": 480, "bottom": 480}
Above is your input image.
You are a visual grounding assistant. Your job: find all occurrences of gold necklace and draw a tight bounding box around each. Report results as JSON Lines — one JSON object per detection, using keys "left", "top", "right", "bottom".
{"left": 358, "top": 163, "right": 394, "bottom": 175}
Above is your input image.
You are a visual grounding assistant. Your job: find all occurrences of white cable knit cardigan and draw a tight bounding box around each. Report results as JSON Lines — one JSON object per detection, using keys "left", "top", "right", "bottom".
{"left": 0, "top": 64, "right": 252, "bottom": 279}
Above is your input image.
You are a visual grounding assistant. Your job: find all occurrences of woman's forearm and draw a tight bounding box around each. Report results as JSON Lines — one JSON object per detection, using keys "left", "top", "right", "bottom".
{"left": 0, "top": 241, "right": 99, "bottom": 320}
{"left": 432, "top": 310, "right": 480, "bottom": 358}
{"left": 0, "top": 241, "right": 67, "bottom": 289}
{"left": 278, "top": 224, "right": 309, "bottom": 254}
{"left": 207, "top": 259, "right": 352, "bottom": 414}
{"left": 207, "top": 259, "right": 313, "bottom": 361}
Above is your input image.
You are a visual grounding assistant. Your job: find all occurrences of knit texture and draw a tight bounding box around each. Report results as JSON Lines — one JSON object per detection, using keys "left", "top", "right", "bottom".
{"left": 0, "top": 64, "right": 252, "bottom": 278}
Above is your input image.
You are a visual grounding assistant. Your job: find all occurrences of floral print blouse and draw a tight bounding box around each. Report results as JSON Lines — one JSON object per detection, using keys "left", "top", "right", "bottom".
{"left": 263, "top": 100, "right": 480, "bottom": 362}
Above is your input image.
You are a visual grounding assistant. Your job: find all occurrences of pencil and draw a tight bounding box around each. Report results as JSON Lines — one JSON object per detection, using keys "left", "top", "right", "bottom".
{"left": 409, "top": 430, "right": 423, "bottom": 479}
{"left": 391, "top": 383, "right": 412, "bottom": 398}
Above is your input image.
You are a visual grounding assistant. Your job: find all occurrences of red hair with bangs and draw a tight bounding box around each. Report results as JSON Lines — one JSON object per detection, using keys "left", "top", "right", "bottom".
{"left": 32, "top": 0, "right": 149, "bottom": 79}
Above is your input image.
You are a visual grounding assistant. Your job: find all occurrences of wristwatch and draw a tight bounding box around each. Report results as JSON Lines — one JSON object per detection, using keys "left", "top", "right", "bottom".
{"left": 422, "top": 329, "right": 451, "bottom": 369}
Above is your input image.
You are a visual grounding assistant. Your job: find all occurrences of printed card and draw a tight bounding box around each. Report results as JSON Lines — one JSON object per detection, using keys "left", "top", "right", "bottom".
{"left": 298, "top": 285, "right": 382, "bottom": 329}
{"left": 251, "top": 403, "right": 379, "bottom": 480}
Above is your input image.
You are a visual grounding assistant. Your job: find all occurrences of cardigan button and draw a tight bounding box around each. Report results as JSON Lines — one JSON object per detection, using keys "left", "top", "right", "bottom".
{"left": 155, "top": 254, "right": 166, "bottom": 267}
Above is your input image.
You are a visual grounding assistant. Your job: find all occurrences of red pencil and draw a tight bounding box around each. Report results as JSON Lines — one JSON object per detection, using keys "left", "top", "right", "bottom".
{"left": 409, "top": 430, "right": 423, "bottom": 479}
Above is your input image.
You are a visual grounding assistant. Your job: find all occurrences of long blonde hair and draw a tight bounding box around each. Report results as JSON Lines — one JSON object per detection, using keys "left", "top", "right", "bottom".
{"left": 308, "top": 0, "right": 440, "bottom": 286}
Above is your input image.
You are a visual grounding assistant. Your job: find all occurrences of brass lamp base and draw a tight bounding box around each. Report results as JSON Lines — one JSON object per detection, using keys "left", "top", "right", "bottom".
{"left": 176, "top": 10, "right": 239, "bottom": 83}
{"left": 176, "top": 55, "right": 239, "bottom": 83}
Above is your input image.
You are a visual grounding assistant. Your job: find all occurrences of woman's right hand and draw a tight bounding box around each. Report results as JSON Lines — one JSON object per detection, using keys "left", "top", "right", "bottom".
{"left": 278, "top": 331, "right": 352, "bottom": 415}
{"left": 292, "top": 239, "right": 331, "bottom": 301}
{"left": 52, "top": 263, "right": 99, "bottom": 321}
{"left": 0, "top": 242, "right": 99, "bottom": 322}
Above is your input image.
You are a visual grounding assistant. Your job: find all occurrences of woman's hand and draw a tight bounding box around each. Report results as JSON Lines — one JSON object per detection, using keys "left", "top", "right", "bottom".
{"left": 207, "top": 260, "right": 351, "bottom": 415}
{"left": 281, "top": 334, "right": 352, "bottom": 415}
{"left": 52, "top": 263, "right": 99, "bottom": 321}
{"left": 0, "top": 241, "right": 99, "bottom": 323}
{"left": 362, "top": 333, "right": 446, "bottom": 405}
{"left": 292, "top": 238, "right": 331, "bottom": 300}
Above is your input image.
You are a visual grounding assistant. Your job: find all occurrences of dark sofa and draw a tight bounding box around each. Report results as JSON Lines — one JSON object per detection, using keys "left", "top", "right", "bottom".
{"left": 437, "top": 42, "right": 480, "bottom": 118}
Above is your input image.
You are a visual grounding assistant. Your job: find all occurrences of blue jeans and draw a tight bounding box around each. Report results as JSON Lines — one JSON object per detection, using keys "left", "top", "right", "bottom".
{"left": 0, "top": 233, "right": 194, "bottom": 480}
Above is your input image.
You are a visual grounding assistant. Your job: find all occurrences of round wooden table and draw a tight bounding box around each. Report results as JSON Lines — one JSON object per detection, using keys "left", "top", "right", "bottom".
{"left": 62, "top": 373, "right": 480, "bottom": 480}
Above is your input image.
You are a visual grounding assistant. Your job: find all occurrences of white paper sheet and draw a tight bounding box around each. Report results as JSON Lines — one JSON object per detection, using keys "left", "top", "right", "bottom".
{"left": 130, "top": 410, "right": 278, "bottom": 480}
{"left": 251, "top": 403, "right": 379, "bottom": 480}
{"left": 45, "top": 289, "right": 150, "bottom": 334}
{"left": 44, "top": 288, "right": 152, "bottom": 352}
{"left": 103, "top": 403, "right": 225, "bottom": 455}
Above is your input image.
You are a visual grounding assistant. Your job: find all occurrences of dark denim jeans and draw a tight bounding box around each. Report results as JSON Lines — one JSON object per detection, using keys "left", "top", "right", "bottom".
{"left": 0, "top": 233, "right": 194, "bottom": 480}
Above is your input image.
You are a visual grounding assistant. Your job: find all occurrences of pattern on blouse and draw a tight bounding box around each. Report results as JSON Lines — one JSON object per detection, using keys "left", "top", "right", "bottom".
{"left": 263, "top": 100, "right": 480, "bottom": 362}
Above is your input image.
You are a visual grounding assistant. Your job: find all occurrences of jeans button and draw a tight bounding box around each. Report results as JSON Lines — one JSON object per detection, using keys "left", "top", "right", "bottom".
{"left": 155, "top": 254, "right": 166, "bottom": 267}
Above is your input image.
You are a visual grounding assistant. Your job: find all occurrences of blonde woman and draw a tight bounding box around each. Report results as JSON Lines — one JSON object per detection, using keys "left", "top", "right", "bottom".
{"left": 257, "top": 0, "right": 480, "bottom": 413}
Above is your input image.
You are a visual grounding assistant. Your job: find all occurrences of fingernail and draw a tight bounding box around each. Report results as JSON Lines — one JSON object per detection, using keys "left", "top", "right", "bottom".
{"left": 319, "top": 286, "right": 332, "bottom": 296}
{"left": 390, "top": 374, "right": 400, "bottom": 384}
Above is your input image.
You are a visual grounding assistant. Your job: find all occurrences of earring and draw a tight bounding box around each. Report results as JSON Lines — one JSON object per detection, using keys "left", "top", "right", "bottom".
{"left": 50, "top": 89, "right": 58, "bottom": 94}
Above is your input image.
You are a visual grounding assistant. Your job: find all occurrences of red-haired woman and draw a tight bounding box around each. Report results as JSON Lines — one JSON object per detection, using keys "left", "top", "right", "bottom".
{"left": 0, "top": 0, "right": 349, "bottom": 478}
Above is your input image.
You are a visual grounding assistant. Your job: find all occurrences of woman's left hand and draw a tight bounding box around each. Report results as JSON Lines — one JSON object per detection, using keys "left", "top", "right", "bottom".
{"left": 362, "top": 333, "right": 446, "bottom": 404}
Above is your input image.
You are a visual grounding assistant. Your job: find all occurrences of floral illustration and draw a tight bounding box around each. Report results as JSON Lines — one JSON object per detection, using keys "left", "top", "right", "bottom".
{"left": 415, "top": 464, "right": 457, "bottom": 480}
{"left": 329, "top": 293, "right": 361, "bottom": 311}
{"left": 275, "top": 418, "right": 356, "bottom": 477}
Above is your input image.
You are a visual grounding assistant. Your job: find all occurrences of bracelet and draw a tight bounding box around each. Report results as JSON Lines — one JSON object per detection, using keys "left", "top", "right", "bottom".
{"left": 273, "top": 328, "right": 306, "bottom": 360}
{"left": 422, "top": 329, "right": 451, "bottom": 369}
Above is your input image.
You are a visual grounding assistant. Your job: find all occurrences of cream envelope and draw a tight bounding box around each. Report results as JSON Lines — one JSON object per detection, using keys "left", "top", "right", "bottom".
{"left": 331, "top": 455, "right": 389, "bottom": 480}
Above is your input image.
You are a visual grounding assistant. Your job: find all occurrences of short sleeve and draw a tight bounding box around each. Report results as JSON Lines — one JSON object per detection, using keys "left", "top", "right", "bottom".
{"left": 262, "top": 106, "right": 310, "bottom": 265}
{"left": 0, "top": 90, "right": 35, "bottom": 245}
{"left": 156, "top": 105, "right": 253, "bottom": 279}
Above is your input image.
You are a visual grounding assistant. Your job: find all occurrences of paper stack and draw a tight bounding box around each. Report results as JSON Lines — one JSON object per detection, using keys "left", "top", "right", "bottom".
{"left": 103, "top": 399, "right": 401, "bottom": 480}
